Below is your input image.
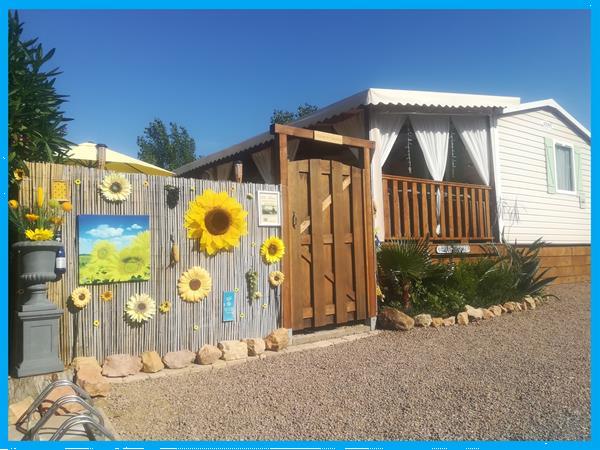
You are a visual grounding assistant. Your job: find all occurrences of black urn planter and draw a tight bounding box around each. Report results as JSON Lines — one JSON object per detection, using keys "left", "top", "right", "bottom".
{"left": 12, "top": 241, "right": 64, "bottom": 377}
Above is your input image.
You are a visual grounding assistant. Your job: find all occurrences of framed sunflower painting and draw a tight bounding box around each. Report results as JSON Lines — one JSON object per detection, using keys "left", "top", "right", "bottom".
{"left": 77, "top": 215, "right": 151, "bottom": 284}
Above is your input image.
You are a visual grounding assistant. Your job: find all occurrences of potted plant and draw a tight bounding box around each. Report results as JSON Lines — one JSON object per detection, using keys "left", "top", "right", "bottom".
{"left": 8, "top": 186, "right": 72, "bottom": 376}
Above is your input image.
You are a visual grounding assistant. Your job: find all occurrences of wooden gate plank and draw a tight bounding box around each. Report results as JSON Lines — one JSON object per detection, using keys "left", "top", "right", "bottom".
{"left": 352, "top": 167, "right": 366, "bottom": 321}
{"left": 331, "top": 162, "right": 348, "bottom": 324}
{"left": 309, "top": 159, "right": 327, "bottom": 327}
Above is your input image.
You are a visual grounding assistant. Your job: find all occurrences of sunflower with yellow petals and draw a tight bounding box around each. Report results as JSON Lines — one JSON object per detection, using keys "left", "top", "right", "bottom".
{"left": 184, "top": 189, "right": 247, "bottom": 255}
{"left": 159, "top": 301, "right": 172, "bottom": 313}
{"left": 100, "top": 290, "right": 113, "bottom": 302}
{"left": 100, "top": 173, "right": 132, "bottom": 202}
{"left": 269, "top": 271, "right": 285, "bottom": 287}
{"left": 260, "top": 236, "right": 285, "bottom": 264}
{"left": 178, "top": 266, "right": 212, "bottom": 302}
{"left": 71, "top": 287, "right": 92, "bottom": 309}
{"left": 25, "top": 228, "right": 54, "bottom": 241}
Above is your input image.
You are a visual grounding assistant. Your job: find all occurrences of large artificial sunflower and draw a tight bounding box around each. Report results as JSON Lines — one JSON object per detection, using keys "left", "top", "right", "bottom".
{"left": 184, "top": 189, "right": 247, "bottom": 255}
{"left": 25, "top": 228, "right": 54, "bottom": 241}
{"left": 260, "top": 236, "right": 285, "bottom": 264}
{"left": 71, "top": 287, "right": 92, "bottom": 309}
{"left": 178, "top": 266, "right": 212, "bottom": 302}
{"left": 100, "top": 173, "right": 132, "bottom": 202}
{"left": 125, "top": 293, "right": 156, "bottom": 323}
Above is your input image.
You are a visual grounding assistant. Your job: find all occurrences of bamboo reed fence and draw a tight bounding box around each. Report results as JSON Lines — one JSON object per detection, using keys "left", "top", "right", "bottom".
{"left": 16, "top": 162, "right": 281, "bottom": 363}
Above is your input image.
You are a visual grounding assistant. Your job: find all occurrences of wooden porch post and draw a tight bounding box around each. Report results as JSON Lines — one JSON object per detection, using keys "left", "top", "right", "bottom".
{"left": 361, "top": 144, "right": 378, "bottom": 320}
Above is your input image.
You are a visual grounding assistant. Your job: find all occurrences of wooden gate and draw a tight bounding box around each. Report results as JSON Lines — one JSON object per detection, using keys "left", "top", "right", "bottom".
{"left": 288, "top": 159, "right": 369, "bottom": 330}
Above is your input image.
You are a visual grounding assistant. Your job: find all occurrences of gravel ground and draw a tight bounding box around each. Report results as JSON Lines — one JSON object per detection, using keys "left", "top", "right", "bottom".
{"left": 104, "top": 283, "right": 590, "bottom": 441}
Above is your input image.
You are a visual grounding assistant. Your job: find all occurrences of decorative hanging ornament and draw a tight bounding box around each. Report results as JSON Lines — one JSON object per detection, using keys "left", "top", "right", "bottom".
{"left": 406, "top": 127, "right": 413, "bottom": 175}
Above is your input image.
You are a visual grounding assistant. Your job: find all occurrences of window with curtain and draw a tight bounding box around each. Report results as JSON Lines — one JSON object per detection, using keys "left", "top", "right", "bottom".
{"left": 555, "top": 143, "right": 575, "bottom": 192}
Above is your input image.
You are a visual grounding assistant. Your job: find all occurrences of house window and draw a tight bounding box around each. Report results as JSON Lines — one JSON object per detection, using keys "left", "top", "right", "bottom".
{"left": 554, "top": 142, "right": 576, "bottom": 193}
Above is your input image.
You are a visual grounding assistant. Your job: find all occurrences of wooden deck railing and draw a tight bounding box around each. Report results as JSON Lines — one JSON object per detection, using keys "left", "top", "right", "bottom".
{"left": 382, "top": 175, "right": 494, "bottom": 242}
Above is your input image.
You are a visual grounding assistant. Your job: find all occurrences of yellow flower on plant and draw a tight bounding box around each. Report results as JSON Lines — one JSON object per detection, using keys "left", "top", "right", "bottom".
{"left": 184, "top": 189, "right": 248, "bottom": 255}
{"left": 13, "top": 168, "right": 25, "bottom": 181}
{"left": 100, "top": 291, "right": 113, "bottom": 302}
{"left": 8, "top": 200, "right": 18, "bottom": 209}
{"left": 61, "top": 201, "right": 73, "bottom": 212}
{"left": 159, "top": 301, "right": 172, "bottom": 313}
{"left": 100, "top": 173, "right": 132, "bottom": 202}
{"left": 25, "top": 228, "right": 54, "bottom": 241}
{"left": 260, "top": 236, "right": 285, "bottom": 264}
{"left": 48, "top": 199, "right": 60, "bottom": 209}
{"left": 178, "top": 266, "right": 212, "bottom": 302}
{"left": 93, "top": 320, "right": 100, "bottom": 328}
{"left": 125, "top": 293, "right": 156, "bottom": 323}
{"left": 50, "top": 216, "right": 63, "bottom": 225}
{"left": 25, "top": 213, "right": 39, "bottom": 222}
{"left": 71, "top": 287, "right": 92, "bottom": 309}
{"left": 36, "top": 187, "right": 44, "bottom": 208}
{"left": 268, "top": 271, "right": 285, "bottom": 287}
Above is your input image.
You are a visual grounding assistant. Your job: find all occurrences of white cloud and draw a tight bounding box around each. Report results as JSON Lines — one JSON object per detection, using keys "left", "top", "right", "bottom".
{"left": 79, "top": 234, "right": 136, "bottom": 254}
{"left": 127, "top": 224, "right": 143, "bottom": 231}
{"left": 86, "top": 224, "right": 124, "bottom": 239}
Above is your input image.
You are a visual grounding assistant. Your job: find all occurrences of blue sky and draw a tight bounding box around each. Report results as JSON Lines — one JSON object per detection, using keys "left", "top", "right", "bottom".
{"left": 78, "top": 214, "right": 149, "bottom": 254}
{"left": 19, "top": 9, "right": 590, "bottom": 158}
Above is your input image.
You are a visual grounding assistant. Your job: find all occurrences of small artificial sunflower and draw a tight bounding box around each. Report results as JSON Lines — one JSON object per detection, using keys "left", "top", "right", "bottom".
{"left": 93, "top": 320, "right": 100, "bottom": 328}
{"left": 13, "top": 168, "right": 25, "bottom": 181}
{"left": 239, "top": 312, "right": 245, "bottom": 319}
{"left": 100, "top": 290, "right": 113, "bottom": 302}
{"left": 178, "top": 266, "right": 212, "bottom": 302}
{"left": 125, "top": 293, "right": 156, "bottom": 323}
{"left": 61, "top": 202, "right": 73, "bottom": 212}
{"left": 193, "top": 324, "right": 199, "bottom": 331}
{"left": 260, "top": 236, "right": 285, "bottom": 264}
{"left": 268, "top": 271, "right": 285, "bottom": 287}
{"left": 74, "top": 179, "right": 81, "bottom": 185}
{"left": 71, "top": 287, "right": 92, "bottom": 309}
{"left": 159, "top": 301, "right": 172, "bottom": 313}
{"left": 8, "top": 200, "right": 18, "bottom": 209}
{"left": 262, "top": 303, "right": 268, "bottom": 309}
{"left": 25, "top": 228, "right": 54, "bottom": 241}
{"left": 100, "top": 173, "right": 132, "bottom": 202}
{"left": 143, "top": 180, "right": 149, "bottom": 187}
{"left": 25, "top": 213, "right": 39, "bottom": 222}
{"left": 253, "top": 291, "right": 262, "bottom": 300}
{"left": 184, "top": 189, "right": 248, "bottom": 255}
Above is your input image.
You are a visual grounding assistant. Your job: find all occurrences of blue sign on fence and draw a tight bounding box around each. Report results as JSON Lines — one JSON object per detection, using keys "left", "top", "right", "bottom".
{"left": 223, "top": 291, "right": 235, "bottom": 322}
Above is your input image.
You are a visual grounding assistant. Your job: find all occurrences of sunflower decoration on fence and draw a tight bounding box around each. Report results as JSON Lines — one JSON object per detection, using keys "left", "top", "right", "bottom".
{"left": 269, "top": 271, "right": 285, "bottom": 288}
{"left": 260, "top": 236, "right": 285, "bottom": 264}
{"left": 71, "top": 287, "right": 92, "bottom": 309}
{"left": 178, "top": 266, "right": 212, "bottom": 302}
{"left": 99, "top": 173, "right": 132, "bottom": 202}
{"left": 184, "top": 189, "right": 247, "bottom": 255}
{"left": 125, "top": 293, "right": 156, "bottom": 323}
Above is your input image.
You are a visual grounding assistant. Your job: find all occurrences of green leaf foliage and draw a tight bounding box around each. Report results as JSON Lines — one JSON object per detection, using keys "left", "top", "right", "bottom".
{"left": 8, "top": 11, "right": 73, "bottom": 184}
{"left": 270, "top": 102, "right": 319, "bottom": 124}
{"left": 137, "top": 119, "right": 197, "bottom": 171}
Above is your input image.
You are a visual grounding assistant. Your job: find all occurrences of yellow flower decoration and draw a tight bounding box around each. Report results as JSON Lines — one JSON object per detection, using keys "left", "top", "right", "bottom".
{"left": 239, "top": 312, "right": 245, "bottom": 319}
{"left": 8, "top": 200, "right": 18, "bottom": 209}
{"left": 159, "top": 301, "right": 172, "bottom": 313}
{"left": 50, "top": 216, "right": 63, "bottom": 225}
{"left": 71, "top": 287, "right": 92, "bottom": 309}
{"left": 184, "top": 189, "right": 248, "bottom": 255}
{"left": 253, "top": 291, "right": 262, "bottom": 300}
{"left": 36, "top": 187, "right": 44, "bottom": 208}
{"left": 193, "top": 324, "right": 199, "bottom": 331}
{"left": 260, "top": 237, "right": 285, "bottom": 264}
{"left": 190, "top": 186, "right": 196, "bottom": 192}
{"left": 262, "top": 303, "right": 268, "bottom": 309}
{"left": 268, "top": 271, "right": 285, "bottom": 287}
{"left": 25, "top": 228, "right": 54, "bottom": 241}
{"left": 125, "top": 293, "right": 156, "bottom": 323}
{"left": 13, "top": 168, "right": 25, "bottom": 181}
{"left": 93, "top": 320, "right": 100, "bottom": 328}
{"left": 25, "top": 213, "right": 39, "bottom": 222}
{"left": 61, "top": 202, "right": 73, "bottom": 212}
{"left": 143, "top": 180, "right": 149, "bottom": 187}
{"left": 100, "top": 291, "right": 113, "bottom": 302}
{"left": 100, "top": 173, "right": 132, "bottom": 202}
{"left": 178, "top": 266, "right": 212, "bottom": 302}
{"left": 74, "top": 179, "right": 81, "bottom": 185}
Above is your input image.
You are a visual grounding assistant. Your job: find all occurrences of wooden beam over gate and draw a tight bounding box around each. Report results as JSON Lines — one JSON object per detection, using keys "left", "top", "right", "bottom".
{"left": 271, "top": 123, "right": 377, "bottom": 329}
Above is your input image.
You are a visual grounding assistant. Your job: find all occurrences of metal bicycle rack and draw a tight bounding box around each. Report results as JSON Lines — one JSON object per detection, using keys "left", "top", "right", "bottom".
{"left": 16, "top": 379, "right": 115, "bottom": 441}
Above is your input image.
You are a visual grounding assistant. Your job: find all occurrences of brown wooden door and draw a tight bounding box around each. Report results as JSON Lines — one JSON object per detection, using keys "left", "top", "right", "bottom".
{"left": 288, "top": 159, "right": 368, "bottom": 330}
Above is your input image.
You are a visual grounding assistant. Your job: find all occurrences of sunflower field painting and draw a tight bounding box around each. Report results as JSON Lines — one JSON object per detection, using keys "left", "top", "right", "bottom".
{"left": 77, "top": 215, "right": 151, "bottom": 285}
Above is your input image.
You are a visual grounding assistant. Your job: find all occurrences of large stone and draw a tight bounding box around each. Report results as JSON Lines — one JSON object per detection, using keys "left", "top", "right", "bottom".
{"left": 8, "top": 396, "right": 33, "bottom": 425}
{"left": 520, "top": 301, "right": 529, "bottom": 311}
{"left": 482, "top": 308, "right": 495, "bottom": 320}
{"left": 196, "top": 345, "right": 222, "bottom": 365}
{"left": 75, "top": 366, "right": 111, "bottom": 397}
{"left": 162, "top": 350, "right": 195, "bottom": 369}
{"left": 377, "top": 307, "right": 414, "bottom": 331}
{"left": 218, "top": 340, "right": 248, "bottom": 361}
{"left": 72, "top": 356, "right": 100, "bottom": 372}
{"left": 431, "top": 317, "right": 444, "bottom": 328}
{"left": 503, "top": 302, "right": 517, "bottom": 313}
{"left": 141, "top": 351, "right": 164, "bottom": 373}
{"left": 489, "top": 305, "right": 503, "bottom": 317}
{"left": 39, "top": 386, "right": 85, "bottom": 415}
{"left": 244, "top": 338, "right": 266, "bottom": 356}
{"left": 414, "top": 314, "right": 432, "bottom": 327}
{"left": 457, "top": 312, "right": 469, "bottom": 326}
{"left": 265, "top": 328, "right": 290, "bottom": 351}
{"left": 443, "top": 316, "right": 455, "bottom": 326}
{"left": 465, "top": 305, "right": 484, "bottom": 321}
{"left": 102, "top": 354, "right": 142, "bottom": 377}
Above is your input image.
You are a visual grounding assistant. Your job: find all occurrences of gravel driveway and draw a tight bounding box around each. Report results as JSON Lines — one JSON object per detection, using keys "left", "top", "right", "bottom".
{"left": 104, "top": 283, "right": 590, "bottom": 441}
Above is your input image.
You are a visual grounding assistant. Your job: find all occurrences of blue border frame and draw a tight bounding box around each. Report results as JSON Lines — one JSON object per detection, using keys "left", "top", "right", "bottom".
{"left": 1, "top": 1, "right": 594, "bottom": 448}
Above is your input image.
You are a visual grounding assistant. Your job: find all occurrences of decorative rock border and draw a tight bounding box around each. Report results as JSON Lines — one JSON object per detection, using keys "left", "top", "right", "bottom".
{"left": 379, "top": 295, "right": 546, "bottom": 331}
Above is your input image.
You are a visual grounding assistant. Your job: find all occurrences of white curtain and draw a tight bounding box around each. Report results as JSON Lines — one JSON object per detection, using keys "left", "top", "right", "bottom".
{"left": 287, "top": 139, "right": 300, "bottom": 160}
{"left": 252, "top": 147, "right": 276, "bottom": 184}
{"left": 555, "top": 144, "right": 574, "bottom": 191}
{"left": 216, "top": 162, "right": 233, "bottom": 180}
{"left": 333, "top": 112, "right": 365, "bottom": 160}
{"left": 451, "top": 115, "right": 490, "bottom": 185}
{"left": 411, "top": 115, "right": 450, "bottom": 236}
{"left": 369, "top": 113, "right": 407, "bottom": 238}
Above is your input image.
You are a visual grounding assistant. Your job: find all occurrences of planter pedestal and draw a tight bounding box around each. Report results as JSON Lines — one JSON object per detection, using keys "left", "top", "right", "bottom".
{"left": 12, "top": 241, "right": 64, "bottom": 377}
